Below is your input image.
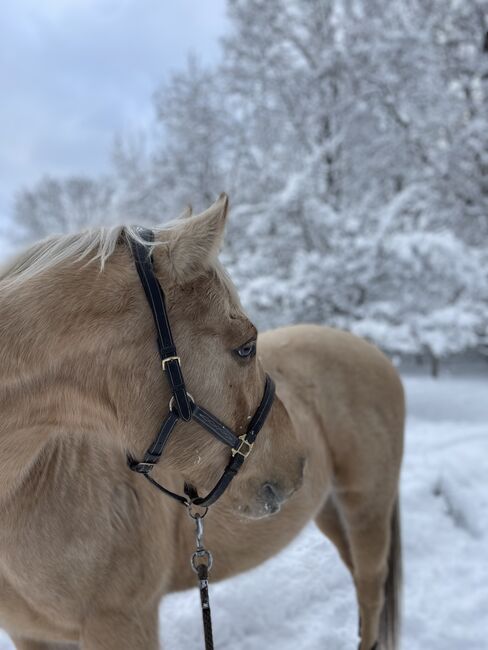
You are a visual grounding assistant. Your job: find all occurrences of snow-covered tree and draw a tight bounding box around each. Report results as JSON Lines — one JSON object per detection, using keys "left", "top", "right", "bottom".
{"left": 10, "top": 0, "right": 488, "bottom": 371}
{"left": 13, "top": 175, "right": 116, "bottom": 241}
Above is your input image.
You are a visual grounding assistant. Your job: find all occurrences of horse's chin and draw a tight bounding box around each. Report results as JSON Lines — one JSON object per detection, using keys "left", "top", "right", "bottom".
{"left": 235, "top": 500, "right": 282, "bottom": 520}
{"left": 232, "top": 474, "right": 305, "bottom": 520}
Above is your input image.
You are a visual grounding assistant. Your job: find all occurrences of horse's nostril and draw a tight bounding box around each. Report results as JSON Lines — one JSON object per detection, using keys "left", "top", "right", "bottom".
{"left": 260, "top": 482, "right": 282, "bottom": 513}
{"left": 263, "top": 483, "right": 278, "bottom": 499}
{"left": 262, "top": 482, "right": 280, "bottom": 503}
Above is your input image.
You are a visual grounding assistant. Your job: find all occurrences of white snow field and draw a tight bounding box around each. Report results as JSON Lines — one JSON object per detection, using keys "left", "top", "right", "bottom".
{"left": 1, "top": 374, "right": 487, "bottom": 649}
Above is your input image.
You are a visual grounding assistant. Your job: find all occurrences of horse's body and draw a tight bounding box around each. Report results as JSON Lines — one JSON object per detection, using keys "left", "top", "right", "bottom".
{"left": 0, "top": 197, "right": 404, "bottom": 650}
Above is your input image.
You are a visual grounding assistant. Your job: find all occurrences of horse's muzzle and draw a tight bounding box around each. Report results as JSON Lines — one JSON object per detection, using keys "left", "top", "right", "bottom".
{"left": 254, "top": 456, "right": 306, "bottom": 516}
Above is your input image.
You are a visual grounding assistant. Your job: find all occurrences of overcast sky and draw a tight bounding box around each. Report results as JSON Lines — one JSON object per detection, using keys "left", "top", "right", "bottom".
{"left": 0, "top": 0, "right": 227, "bottom": 229}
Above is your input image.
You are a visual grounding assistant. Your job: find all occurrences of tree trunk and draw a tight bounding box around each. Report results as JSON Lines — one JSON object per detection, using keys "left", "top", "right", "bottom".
{"left": 430, "top": 354, "right": 440, "bottom": 378}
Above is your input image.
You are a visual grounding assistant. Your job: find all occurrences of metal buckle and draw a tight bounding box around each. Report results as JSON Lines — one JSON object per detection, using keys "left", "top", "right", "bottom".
{"left": 162, "top": 355, "right": 180, "bottom": 370}
{"left": 133, "top": 461, "right": 154, "bottom": 474}
{"left": 232, "top": 434, "right": 254, "bottom": 459}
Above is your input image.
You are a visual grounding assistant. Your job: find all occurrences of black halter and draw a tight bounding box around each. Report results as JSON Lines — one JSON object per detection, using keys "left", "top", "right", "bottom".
{"left": 126, "top": 229, "right": 276, "bottom": 508}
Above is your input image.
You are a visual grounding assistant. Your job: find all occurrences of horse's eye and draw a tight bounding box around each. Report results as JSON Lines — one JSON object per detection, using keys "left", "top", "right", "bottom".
{"left": 234, "top": 340, "right": 257, "bottom": 360}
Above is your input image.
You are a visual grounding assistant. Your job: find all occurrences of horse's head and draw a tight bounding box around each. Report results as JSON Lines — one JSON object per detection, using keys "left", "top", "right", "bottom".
{"left": 116, "top": 195, "right": 305, "bottom": 519}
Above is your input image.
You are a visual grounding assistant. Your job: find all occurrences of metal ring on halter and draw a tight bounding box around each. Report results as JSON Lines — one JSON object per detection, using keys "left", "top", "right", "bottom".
{"left": 191, "top": 549, "right": 213, "bottom": 573}
{"left": 169, "top": 392, "right": 195, "bottom": 414}
{"left": 188, "top": 502, "right": 209, "bottom": 519}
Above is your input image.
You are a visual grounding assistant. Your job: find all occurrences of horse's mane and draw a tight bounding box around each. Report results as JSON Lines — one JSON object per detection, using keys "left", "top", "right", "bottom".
{"left": 0, "top": 225, "right": 166, "bottom": 289}
{"left": 0, "top": 219, "right": 236, "bottom": 302}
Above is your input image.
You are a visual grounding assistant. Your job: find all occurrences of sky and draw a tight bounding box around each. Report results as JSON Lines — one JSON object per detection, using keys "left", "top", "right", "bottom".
{"left": 0, "top": 0, "right": 227, "bottom": 231}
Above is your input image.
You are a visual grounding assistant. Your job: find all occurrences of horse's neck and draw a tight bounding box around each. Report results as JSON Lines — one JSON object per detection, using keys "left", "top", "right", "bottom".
{"left": 0, "top": 432, "right": 147, "bottom": 583}
{"left": 0, "top": 283, "right": 120, "bottom": 500}
{"left": 0, "top": 259, "right": 169, "bottom": 502}
{"left": 0, "top": 369, "right": 122, "bottom": 505}
{"left": 1, "top": 433, "right": 96, "bottom": 518}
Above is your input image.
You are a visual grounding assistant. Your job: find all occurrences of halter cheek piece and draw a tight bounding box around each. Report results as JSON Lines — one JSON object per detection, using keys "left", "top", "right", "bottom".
{"left": 126, "top": 229, "right": 276, "bottom": 508}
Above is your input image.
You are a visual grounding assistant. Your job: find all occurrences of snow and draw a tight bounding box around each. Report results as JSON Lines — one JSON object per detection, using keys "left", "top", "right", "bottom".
{"left": 1, "top": 372, "right": 487, "bottom": 649}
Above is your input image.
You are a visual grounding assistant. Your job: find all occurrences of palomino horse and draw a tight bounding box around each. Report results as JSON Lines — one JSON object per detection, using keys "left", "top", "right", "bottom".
{"left": 0, "top": 194, "right": 404, "bottom": 650}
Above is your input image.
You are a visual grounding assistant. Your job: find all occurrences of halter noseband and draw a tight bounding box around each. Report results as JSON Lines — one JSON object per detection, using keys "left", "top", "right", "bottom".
{"left": 126, "top": 229, "right": 276, "bottom": 508}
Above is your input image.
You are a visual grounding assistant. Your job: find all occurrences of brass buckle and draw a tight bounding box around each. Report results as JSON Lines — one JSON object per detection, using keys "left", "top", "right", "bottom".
{"left": 232, "top": 435, "right": 254, "bottom": 459}
{"left": 162, "top": 356, "right": 180, "bottom": 371}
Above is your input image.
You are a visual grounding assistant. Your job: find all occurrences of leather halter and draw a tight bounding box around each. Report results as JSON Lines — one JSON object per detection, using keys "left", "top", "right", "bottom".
{"left": 126, "top": 229, "right": 276, "bottom": 508}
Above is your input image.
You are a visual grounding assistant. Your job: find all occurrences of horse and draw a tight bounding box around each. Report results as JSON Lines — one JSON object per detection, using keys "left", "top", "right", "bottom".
{"left": 0, "top": 194, "right": 404, "bottom": 650}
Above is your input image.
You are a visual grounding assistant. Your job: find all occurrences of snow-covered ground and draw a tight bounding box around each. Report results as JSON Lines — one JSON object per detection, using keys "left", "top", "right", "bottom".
{"left": 1, "top": 374, "right": 487, "bottom": 649}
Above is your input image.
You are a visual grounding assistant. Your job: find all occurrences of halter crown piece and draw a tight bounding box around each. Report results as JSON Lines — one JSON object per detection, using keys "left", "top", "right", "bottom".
{"left": 126, "top": 229, "right": 276, "bottom": 508}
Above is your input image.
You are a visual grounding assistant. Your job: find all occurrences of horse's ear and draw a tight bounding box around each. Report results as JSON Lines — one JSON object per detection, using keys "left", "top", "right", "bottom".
{"left": 162, "top": 193, "right": 229, "bottom": 282}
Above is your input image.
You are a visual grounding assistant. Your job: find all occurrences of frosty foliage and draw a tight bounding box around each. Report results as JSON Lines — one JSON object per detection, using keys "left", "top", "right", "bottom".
{"left": 12, "top": 0, "right": 488, "bottom": 365}
{"left": 14, "top": 176, "right": 116, "bottom": 242}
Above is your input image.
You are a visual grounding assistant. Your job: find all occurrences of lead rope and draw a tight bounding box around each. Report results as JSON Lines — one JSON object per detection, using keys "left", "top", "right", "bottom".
{"left": 189, "top": 509, "right": 214, "bottom": 650}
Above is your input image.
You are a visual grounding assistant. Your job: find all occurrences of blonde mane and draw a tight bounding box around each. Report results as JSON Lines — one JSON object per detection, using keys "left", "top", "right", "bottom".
{"left": 0, "top": 225, "right": 169, "bottom": 290}
{"left": 0, "top": 219, "right": 238, "bottom": 305}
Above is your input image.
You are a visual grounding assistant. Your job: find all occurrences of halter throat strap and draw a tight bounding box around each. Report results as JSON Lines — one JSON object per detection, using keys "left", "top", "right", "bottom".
{"left": 125, "top": 228, "right": 275, "bottom": 508}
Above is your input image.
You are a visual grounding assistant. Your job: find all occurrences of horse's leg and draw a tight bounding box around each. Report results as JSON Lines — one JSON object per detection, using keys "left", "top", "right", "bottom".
{"left": 315, "top": 497, "right": 353, "bottom": 572}
{"left": 341, "top": 496, "right": 401, "bottom": 650}
{"left": 81, "top": 604, "right": 160, "bottom": 650}
{"left": 11, "top": 639, "right": 78, "bottom": 650}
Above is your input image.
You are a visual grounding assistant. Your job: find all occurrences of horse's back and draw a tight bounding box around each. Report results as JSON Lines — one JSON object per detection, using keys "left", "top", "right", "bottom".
{"left": 259, "top": 324, "right": 404, "bottom": 496}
